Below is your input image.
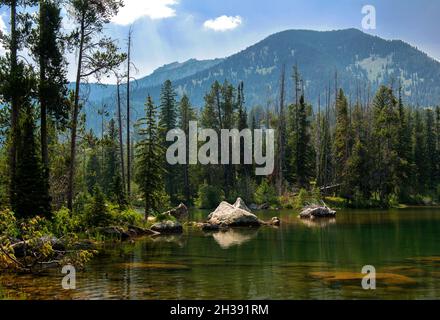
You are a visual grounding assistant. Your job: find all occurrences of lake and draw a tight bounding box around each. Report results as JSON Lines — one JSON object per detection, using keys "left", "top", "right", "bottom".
{"left": 1, "top": 208, "right": 440, "bottom": 300}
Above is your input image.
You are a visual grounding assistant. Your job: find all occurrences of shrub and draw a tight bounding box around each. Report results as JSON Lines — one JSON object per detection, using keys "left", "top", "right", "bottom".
{"left": 154, "top": 213, "right": 176, "bottom": 222}
{"left": 52, "top": 207, "right": 81, "bottom": 236}
{"left": 195, "top": 184, "right": 225, "bottom": 209}
{"left": 255, "top": 180, "right": 279, "bottom": 207}
{"left": 111, "top": 206, "right": 143, "bottom": 226}
{"left": 84, "top": 187, "right": 112, "bottom": 228}
{"left": 294, "top": 189, "right": 309, "bottom": 209}
{"left": 0, "top": 210, "right": 18, "bottom": 269}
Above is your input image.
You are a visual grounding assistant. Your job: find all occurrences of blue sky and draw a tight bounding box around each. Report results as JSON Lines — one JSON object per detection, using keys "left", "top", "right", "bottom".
{"left": 1, "top": 0, "right": 439, "bottom": 82}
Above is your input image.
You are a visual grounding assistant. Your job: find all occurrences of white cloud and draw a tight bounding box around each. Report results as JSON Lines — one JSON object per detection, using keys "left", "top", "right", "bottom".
{"left": 112, "top": 0, "right": 179, "bottom": 25}
{"left": 203, "top": 15, "right": 242, "bottom": 32}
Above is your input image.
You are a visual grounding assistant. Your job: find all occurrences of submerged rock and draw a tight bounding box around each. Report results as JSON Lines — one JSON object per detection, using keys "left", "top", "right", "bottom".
{"left": 207, "top": 200, "right": 261, "bottom": 227}
{"left": 299, "top": 205, "right": 336, "bottom": 219}
{"left": 309, "top": 271, "right": 416, "bottom": 286}
{"left": 151, "top": 221, "right": 183, "bottom": 234}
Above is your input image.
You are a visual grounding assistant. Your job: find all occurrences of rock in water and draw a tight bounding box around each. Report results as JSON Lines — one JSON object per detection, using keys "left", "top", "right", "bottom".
{"left": 151, "top": 221, "right": 183, "bottom": 234}
{"left": 164, "top": 203, "right": 189, "bottom": 221}
{"left": 233, "top": 198, "right": 252, "bottom": 213}
{"left": 207, "top": 200, "right": 261, "bottom": 227}
{"left": 270, "top": 217, "right": 281, "bottom": 226}
{"left": 299, "top": 205, "right": 336, "bottom": 219}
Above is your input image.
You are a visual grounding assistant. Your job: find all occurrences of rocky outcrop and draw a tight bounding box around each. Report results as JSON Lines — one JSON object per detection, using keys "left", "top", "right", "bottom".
{"left": 95, "top": 225, "right": 160, "bottom": 240}
{"left": 151, "top": 221, "right": 183, "bottom": 234}
{"left": 270, "top": 217, "right": 281, "bottom": 226}
{"left": 207, "top": 200, "right": 261, "bottom": 227}
{"left": 299, "top": 205, "right": 336, "bottom": 219}
{"left": 233, "top": 198, "right": 251, "bottom": 212}
{"left": 163, "top": 203, "right": 189, "bottom": 221}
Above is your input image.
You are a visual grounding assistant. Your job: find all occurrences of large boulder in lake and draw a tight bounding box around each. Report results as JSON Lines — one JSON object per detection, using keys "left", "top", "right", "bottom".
{"left": 207, "top": 200, "right": 261, "bottom": 227}
{"left": 299, "top": 205, "right": 336, "bottom": 219}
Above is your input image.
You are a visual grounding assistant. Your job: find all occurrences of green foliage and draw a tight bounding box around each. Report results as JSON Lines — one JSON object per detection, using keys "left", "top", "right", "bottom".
{"left": 226, "top": 177, "right": 257, "bottom": 205}
{"left": 195, "top": 183, "right": 225, "bottom": 209}
{"left": 154, "top": 212, "right": 177, "bottom": 223}
{"left": 110, "top": 206, "right": 143, "bottom": 227}
{"left": 294, "top": 189, "right": 309, "bottom": 209}
{"left": 12, "top": 105, "right": 51, "bottom": 218}
{"left": 255, "top": 180, "right": 278, "bottom": 206}
{"left": 102, "top": 119, "right": 126, "bottom": 207}
{"left": 84, "top": 187, "right": 112, "bottom": 228}
{"left": 135, "top": 95, "right": 167, "bottom": 217}
{"left": 52, "top": 207, "right": 81, "bottom": 236}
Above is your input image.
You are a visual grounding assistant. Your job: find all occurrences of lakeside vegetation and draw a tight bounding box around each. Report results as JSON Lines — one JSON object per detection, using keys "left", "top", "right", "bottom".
{"left": 0, "top": 0, "right": 439, "bottom": 272}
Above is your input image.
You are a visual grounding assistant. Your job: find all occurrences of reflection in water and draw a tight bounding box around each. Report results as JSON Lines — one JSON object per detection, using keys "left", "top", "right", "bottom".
{"left": 300, "top": 218, "right": 336, "bottom": 228}
{"left": 2, "top": 208, "right": 440, "bottom": 300}
{"left": 150, "top": 234, "right": 186, "bottom": 247}
{"left": 211, "top": 228, "right": 259, "bottom": 249}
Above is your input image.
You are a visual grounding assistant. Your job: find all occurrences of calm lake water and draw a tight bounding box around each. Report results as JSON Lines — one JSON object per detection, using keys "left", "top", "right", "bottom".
{"left": 1, "top": 208, "right": 440, "bottom": 300}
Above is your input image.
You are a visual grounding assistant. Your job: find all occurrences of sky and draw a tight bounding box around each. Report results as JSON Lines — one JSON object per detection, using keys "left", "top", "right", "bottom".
{"left": 0, "top": 0, "right": 439, "bottom": 83}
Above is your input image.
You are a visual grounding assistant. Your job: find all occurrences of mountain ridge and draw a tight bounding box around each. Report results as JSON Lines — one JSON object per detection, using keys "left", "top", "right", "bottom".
{"left": 79, "top": 28, "right": 440, "bottom": 132}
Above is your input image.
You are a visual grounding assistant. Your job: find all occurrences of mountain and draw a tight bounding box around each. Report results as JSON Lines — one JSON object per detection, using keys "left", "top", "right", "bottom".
{"left": 72, "top": 57, "right": 223, "bottom": 105}
{"left": 81, "top": 28, "right": 440, "bottom": 131}
{"left": 76, "top": 58, "right": 223, "bottom": 131}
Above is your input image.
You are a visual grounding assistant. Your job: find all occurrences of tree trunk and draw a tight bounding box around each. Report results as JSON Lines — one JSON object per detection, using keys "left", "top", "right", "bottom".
{"left": 39, "top": 1, "right": 50, "bottom": 215}
{"left": 116, "top": 82, "right": 126, "bottom": 191}
{"left": 9, "top": 1, "right": 19, "bottom": 205}
{"left": 277, "top": 65, "right": 286, "bottom": 195}
{"left": 67, "top": 15, "right": 85, "bottom": 211}
{"left": 126, "top": 30, "right": 132, "bottom": 201}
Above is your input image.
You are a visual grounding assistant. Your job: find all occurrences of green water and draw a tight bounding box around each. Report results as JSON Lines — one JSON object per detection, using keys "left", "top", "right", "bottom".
{"left": 2, "top": 208, "right": 440, "bottom": 300}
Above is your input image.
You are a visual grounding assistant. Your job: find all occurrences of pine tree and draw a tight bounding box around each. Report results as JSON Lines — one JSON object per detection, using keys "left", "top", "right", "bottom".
{"left": 158, "top": 80, "right": 178, "bottom": 203}
{"left": 31, "top": 0, "right": 69, "bottom": 217}
{"left": 371, "top": 86, "right": 400, "bottom": 205}
{"left": 435, "top": 106, "right": 440, "bottom": 190}
{"left": 0, "top": 0, "right": 38, "bottom": 215}
{"left": 86, "top": 149, "right": 101, "bottom": 195}
{"left": 236, "top": 81, "right": 249, "bottom": 178}
{"left": 412, "top": 110, "right": 428, "bottom": 193}
{"left": 13, "top": 105, "right": 49, "bottom": 218}
{"left": 66, "top": 0, "right": 126, "bottom": 210}
{"left": 333, "top": 89, "right": 350, "bottom": 194}
{"left": 345, "top": 103, "right": 370, "bottom": 201}
{"left": 178, "top": 94, "right": 196, "bottom": 205}
{"left": 396, "top": 87, "right": 413, "bottom": 200}
{"left": 288, "top": 95, "right": 313, "bottom": 188}
{"left": 425, "top": 109, "right": 436, "bottom": 191}
{"left": 199, "top": 85, "right": 222, "bottom": 187}
{"left": 135, "top": 96, "right": 166, "bottom": 218}
{"left": 103, "top": 119, "right": 126, "bottom": 206}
